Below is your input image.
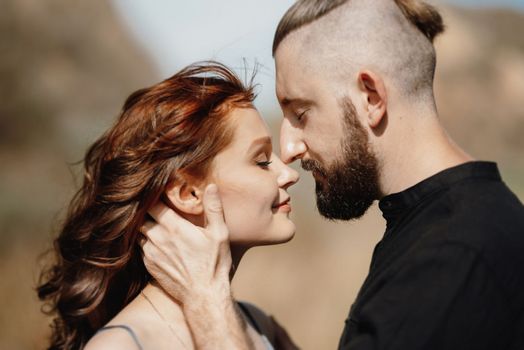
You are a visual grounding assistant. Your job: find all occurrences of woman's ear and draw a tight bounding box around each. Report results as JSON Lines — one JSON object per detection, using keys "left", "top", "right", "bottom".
{"left": 357, "top": 69, "right": 387, "bottom": 129}
{"left": 164, "top": 178, "right": 204, "bottom": 216}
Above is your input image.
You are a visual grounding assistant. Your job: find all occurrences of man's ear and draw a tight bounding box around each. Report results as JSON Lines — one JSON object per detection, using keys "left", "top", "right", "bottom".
{"left": 357, "top": 70, "right": 387, "bottom": 129}
{"left": 164, "top": 177, "right": 205, "bottom": 216}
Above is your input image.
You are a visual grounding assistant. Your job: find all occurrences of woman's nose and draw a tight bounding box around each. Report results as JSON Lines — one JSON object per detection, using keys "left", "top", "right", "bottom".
{"left": 276, "top": 157, "right": 300, "bottom": 189}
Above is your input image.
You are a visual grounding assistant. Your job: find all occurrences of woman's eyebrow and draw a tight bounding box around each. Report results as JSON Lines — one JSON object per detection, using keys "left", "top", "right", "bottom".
{"left": 247, "top": 136, "right": 272, "bottom": 154}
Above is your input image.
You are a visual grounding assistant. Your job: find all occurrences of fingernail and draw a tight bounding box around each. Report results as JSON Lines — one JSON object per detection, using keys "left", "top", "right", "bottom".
{"left": 207, "top": 184, "right": 218, "bottom": 195}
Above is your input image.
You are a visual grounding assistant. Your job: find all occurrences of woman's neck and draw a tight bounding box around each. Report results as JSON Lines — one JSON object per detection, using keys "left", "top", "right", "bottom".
{"left": 141, "top": 282, "right": 186, "bottom": 321}
{"left": 136, "top": 282, "right": 194, "bottom": 349}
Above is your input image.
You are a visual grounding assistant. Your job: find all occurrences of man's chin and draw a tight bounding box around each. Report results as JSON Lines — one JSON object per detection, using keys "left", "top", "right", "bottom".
{"left": 315, "top": 191, "right": 374, "bottom": 221}
{"left": 313, "top": 175, "right": 328, "bottom": 192}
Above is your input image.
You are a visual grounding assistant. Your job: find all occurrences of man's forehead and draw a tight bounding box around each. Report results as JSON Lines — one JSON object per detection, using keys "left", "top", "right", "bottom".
{"left": 276, "top": 83, "right": 306, "bottom": 108}
{"left": 275, "top": 48, "right": 313, "bottom": 103}
{"left": 276, "top": 61, "right": 329, "bottom": 110}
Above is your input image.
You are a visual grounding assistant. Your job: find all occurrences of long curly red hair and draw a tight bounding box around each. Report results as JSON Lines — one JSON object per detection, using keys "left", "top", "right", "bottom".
{"left": 37, "top": 62, "right": 256, "bottom": 349}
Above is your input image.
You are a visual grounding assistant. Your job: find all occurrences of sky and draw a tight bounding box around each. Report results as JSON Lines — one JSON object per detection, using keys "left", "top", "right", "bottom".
{"left": 110, "top": 0, "right": 524, "bottom": 111}
{"left": 110, "top": 0, "right": 294, "bottom": 110}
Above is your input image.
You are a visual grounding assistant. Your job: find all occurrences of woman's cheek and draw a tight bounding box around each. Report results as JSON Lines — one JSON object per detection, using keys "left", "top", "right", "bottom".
{"left": 223, "top": 186, "right": 272, "bottom": 242}
{"left": 218, "top": 184, "right": 256, "bottom": 241}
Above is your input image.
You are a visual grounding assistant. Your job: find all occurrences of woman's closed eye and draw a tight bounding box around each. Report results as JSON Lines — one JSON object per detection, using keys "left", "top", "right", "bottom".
{"left": 256, "top": 160, "right": 272, "bottom": 168}
{"left": 255, "top": 154, "right": 272, "bottom": 168}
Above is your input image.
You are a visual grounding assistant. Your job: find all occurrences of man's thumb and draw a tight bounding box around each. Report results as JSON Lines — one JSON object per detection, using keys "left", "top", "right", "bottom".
{"left": 203, "top": 184, "right": 226, "bottom": 234}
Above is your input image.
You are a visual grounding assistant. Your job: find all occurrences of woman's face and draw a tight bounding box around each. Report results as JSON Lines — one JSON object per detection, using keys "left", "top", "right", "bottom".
{"left": 211, "top": 108, "right": 299, "bottom": 247}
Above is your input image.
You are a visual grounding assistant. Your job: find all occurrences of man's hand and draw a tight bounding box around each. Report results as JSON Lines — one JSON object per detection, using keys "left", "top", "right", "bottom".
{"left": 140, "top": 184, "right": 253, "bottom": 349}
{"left": 140, "top": 184, "right": 232, "bottom": 303}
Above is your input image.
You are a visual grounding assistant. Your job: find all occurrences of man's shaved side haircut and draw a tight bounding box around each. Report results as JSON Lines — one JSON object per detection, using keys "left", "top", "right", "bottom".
{"left": 273, "top": 0, "right": 445, "bottom": 55}
{"left": 272, "top": 0, "right": 348, "bottom": 55}
{"left": 273, "top": 0, "right": 446, "bottom": 101}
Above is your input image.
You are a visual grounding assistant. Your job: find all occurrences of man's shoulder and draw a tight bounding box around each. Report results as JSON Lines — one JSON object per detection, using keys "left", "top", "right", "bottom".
{"left": 412, "top": 180, "right": 524, "bottom": 300}
{"left": 419, "top": 184, "right": 524, "bottom": 263}
{"left": 429, "top": 177, "right": 524, "bottom": 246}
{"left": 446, "top": 173, "right": 523, "bottom": 219}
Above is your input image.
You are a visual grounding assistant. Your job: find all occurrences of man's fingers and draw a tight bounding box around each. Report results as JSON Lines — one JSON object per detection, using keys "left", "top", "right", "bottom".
{"left": 143, "top": 248, "right": 184, "bottom": 280}
{"left": 140, "top": 233, "right": 190, "bottom": 290}
{"left": 147, "top": 201, "right": 194, "bottom": 234}
{"left": 148, "top": 201, "right": 182, "bottom": 228}
{"left": 139, "top": 219, "right": 166, "bottom": 247}
{"left": 139, "top": 219, "right": 189, "bottom": 255}
{"left": 203, "top": 184, "right": 228, "bottom": 240}
{"left": 137, "top": 234, "right": 147, "bottom": 249}
{"left": 139, "top": 220, "right": 156, "bottom": 236}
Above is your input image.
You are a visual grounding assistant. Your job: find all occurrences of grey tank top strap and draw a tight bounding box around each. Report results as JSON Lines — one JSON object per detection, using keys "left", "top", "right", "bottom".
{"left": 96, "top": 324, "right": 143, "bottom": 350}
{"left": 238, "top": 302, "right": 276, "bottom": 350}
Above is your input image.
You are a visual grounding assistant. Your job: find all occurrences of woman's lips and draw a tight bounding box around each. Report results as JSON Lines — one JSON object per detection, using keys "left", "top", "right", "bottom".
{"left": 273, "top": 198, "right": 291, "bottom": 212}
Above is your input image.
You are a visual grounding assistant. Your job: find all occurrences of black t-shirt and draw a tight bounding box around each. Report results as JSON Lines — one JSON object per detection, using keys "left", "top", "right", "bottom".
{"left": 338, "top": 161, "right": 524, "bottom": 350}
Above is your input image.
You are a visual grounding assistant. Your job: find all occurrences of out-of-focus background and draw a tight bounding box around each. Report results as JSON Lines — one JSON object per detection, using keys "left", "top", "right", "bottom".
{"left": 1, "top": 0, "right": 523, "bottom": 349}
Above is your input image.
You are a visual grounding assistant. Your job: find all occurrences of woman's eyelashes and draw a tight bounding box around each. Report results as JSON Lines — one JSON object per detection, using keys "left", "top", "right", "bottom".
{"left": 256, "top": 159, "right": 272, "bottom": 168}
{"left": 255, "top": 153, "right": 272, "bottom": 168}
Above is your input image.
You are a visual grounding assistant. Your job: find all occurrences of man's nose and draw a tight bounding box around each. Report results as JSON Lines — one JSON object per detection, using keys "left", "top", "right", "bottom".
{"left": 279, "top": 119, "right": 306, "bottom": 164}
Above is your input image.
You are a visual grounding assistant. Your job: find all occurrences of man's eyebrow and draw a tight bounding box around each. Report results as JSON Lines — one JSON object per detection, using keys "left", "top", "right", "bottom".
{"left": 280, "top": 97, "right": 292, "bottom": 107}
{"left": 279, "top": 97, "right": 313, "bottom": 108}
{"left": 247, "top": 136, "right": 272, "bottom": 153}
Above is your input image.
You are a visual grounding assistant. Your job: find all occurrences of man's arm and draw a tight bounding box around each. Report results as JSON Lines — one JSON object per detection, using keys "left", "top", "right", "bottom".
{"left": 140, "top": 184, "right": 253, "bottom": 349}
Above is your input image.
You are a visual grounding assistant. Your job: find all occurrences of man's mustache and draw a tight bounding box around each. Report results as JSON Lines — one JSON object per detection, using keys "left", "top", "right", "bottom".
{"left": 301, "top": 159, "right": 327, "bottom": 177}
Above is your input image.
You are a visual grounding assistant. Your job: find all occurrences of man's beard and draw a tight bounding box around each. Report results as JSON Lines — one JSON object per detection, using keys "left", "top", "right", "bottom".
{"left": 302, "top": 98, "right": 380, "bottom": 221}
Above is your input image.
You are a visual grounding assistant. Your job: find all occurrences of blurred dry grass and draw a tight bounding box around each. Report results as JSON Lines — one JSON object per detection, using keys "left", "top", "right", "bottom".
{"left": 1, "top": 1, "right": 523, "bottom": 349}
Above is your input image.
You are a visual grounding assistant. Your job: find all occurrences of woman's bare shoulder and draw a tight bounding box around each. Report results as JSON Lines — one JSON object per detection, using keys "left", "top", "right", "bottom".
{"left": 84, "top": 325, "right": 142, "bottom": 350}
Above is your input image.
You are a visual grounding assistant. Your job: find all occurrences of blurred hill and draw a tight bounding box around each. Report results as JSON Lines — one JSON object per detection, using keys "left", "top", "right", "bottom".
{"left": 0, "top": 1, "right": 523, "bottom": 349}
{"left": 435, "top": 6, "right": 524, "bottom": 190}
{"left": 0, "top": 0, "right": 156, "bottom": 348}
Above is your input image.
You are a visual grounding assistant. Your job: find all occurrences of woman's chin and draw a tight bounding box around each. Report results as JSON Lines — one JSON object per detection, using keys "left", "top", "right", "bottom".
{"left": 276, "top": 231, "right": 295, "bottom": 244}
{"left": 232, "top": 227, "right": 296, "bottom": 248}
{"left": 271, "top": 218, "right": 297, "bottom": 244}
{"left": 229, "top": 217, "right": 296, "bottom": 247}
{"left": 265, "top": 221, "right": 296, "bottom": 245}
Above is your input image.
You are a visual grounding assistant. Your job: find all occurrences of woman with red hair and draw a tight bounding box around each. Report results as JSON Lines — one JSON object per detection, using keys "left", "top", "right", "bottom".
{"left": 38, "top": 62, "right": 299, "bottom": 349}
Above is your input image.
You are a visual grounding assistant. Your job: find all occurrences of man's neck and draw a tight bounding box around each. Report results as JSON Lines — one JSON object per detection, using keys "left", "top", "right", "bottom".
{"left": 378, "top": 119, "right": 474, "bottom": 197}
